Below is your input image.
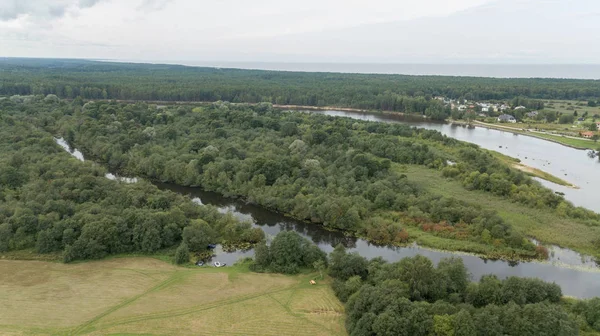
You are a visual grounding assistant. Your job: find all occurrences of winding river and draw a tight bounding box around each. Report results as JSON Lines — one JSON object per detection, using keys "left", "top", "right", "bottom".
{"left": 54, "top": 109, "right": 600, "bottom": 299}
{"left": 156, "top": 183, "right": 600, "bottom": 299}
{"left": 308, "top": 110, "right": 600, "bottom": 213}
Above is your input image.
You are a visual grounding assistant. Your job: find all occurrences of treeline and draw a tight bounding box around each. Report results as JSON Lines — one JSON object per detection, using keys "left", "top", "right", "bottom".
{"left": 55, "top": 100, "right": 537, "bottom": 257}
{"left": 441, "top": 147, "right": 596, "bottom": 220}
{"left": 10, "top": 96, "right": 592, "bottom": 259}
{"left": 252, "top": 231, "right": 600, "bottom": 335}
{"left": 1, "top": 58, "right": 600, "bottom": 115}
{"left": 510, "top": 97, "right": 545, "bottom": 110}
{"left": 0, "top": 99, "right": 263, "bottom": 262}
{"left": 250, "top": 231, "right": 327, "bottom": 274}
{"left": 330, "top": 245, "right": 598, "bottom": 336}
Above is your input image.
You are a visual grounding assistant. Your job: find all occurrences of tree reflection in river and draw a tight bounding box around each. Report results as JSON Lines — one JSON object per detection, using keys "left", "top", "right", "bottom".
{"left": 55, "top": 137, "right": 600, "bottom": 299}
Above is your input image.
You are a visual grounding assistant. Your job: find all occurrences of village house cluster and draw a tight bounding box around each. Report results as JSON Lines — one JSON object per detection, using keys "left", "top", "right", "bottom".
{"left": 436, "top": 97, "right": 600, "bottom": 140}
{"left": 581, "top": 121, "right": 600, "bottom": 138}
{"left": 436, "top": 97, "right": 519, "bottom": 123}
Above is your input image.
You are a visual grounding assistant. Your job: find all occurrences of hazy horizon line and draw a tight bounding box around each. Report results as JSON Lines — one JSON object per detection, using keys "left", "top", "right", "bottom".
{"left": 4, "top": 57, "right": 600, "bottom": 79}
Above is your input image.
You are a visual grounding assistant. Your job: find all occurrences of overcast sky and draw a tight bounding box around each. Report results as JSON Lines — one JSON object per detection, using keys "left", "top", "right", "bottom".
{"left": 1, "top": 0, "right": 598, "bottom": 63}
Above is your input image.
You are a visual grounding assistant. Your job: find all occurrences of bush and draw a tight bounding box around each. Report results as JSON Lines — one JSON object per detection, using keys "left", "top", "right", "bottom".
{"left": 329, "top": 244, "right": 368, "bottom": 281}
{"left": 174, "top": 242, "right": 189, "bottom": 265}
{"left": 252, "top": 231, "right": 327, "bottom": 274}
{"left": 336, "top": 254, "right": 576, "bottom": 336}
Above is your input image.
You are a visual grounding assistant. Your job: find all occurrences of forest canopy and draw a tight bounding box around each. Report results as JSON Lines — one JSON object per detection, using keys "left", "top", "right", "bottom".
{"left": 2, "top": 58, "right": 600, "bottom": 118}
{"left": 253, "top": 231, "right": 600, "bottom": 336}
{"left": 0, "top": 98, "right": 263, "bottom": 262}
{"left": 3, "top": 95, "right": 597, "bottom": 260}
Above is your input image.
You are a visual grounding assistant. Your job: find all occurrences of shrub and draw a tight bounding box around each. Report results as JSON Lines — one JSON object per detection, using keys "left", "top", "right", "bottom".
{"left": 174, "top": 242, "right": 190, "bottom": 265}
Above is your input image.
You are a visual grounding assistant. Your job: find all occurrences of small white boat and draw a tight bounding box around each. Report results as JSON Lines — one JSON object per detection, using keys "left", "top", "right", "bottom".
{"left": 213, "top": 261, "right": 226, "bottom": 267}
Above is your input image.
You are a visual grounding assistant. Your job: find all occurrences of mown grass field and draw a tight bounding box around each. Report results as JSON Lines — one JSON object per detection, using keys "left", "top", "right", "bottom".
{"left": 0, "top": 258, "right": 345, "bottom": 336}
{"left": 401, "top": 165, "right": 600, "bottom": 258}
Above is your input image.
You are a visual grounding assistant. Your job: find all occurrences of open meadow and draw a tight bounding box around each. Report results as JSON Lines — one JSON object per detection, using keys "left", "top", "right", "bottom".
{"left": 0, "top": 258, "right": 345, "bottom": 336}
{"left": 401, "top": 164, "right": 600, "bottom": 258}
{"left": 543, "top": 100, "right": 600, "bottom": 117}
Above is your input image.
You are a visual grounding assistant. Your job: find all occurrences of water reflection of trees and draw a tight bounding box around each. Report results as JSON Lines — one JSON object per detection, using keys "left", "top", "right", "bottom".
{"left": 211, "top": 198, "right": 358, "bottom": 248}
{"left": 159, "top": 183, "right": 361, "bottom": 249}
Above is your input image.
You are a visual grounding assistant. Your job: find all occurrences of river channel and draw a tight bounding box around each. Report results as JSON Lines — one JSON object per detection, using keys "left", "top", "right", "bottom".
{"left": 54, "top": 110, "right": 600, "bottom": 299}
{"left": 306, "top": 110, "right": 600, "bottom": 213}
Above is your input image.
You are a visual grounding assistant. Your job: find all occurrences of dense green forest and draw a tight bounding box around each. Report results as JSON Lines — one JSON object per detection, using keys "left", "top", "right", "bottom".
{"left": 4, "top": 60, "right": 600, "bottom": 336}
{"left": 252, "top": 231, "right": 600, "bottom": 336}
{"left": 5, "top": 95, "right": 598, "bottom": 260}
{"left": 335, "top": 247, "right": 600, "bottom": 336}
{"left": 0, "top": 98, "right": 263, "bottom": 262}
{"left": 1, "top": 58, "right": 600, "bottom": 119}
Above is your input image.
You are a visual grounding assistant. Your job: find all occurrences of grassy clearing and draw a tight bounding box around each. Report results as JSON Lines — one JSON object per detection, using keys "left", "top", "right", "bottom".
{"left": 543, "top": 100, "right": 600, "bottom": 117}
{"left": 473, "top": 121, "right": 599, "bottom": 150}
{"left": 524, "top": 131, "right": 599, "bottom": 150}
{"left": 0, "top": 258, "right": 345, "bottom": 336}
{"left": 401, "top": 165, "right": 600, "bottom": 258}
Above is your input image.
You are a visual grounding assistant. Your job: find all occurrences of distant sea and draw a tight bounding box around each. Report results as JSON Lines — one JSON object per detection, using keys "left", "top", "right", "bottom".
{"left": 97, "top": 59, "right": 600, "bottom": 79}
{"left": 179, "top": 62, "right": 600, "bottom": 79}
{"left": 103, "top": 60, "right": 599, "bottom": 80}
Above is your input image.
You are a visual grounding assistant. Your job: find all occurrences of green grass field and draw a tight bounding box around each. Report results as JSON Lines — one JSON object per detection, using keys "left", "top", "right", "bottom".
{"left": 0, "top": 258, "right": 345, "bottom": 336}
{"left": 474, "top": 99, "right": 600, "bottom": 150}
{"left": 475, "top": 121, "right": 599, "bottom": 150}
{"left": 401, "top": 165, "right": 600, "bottom": 258}
{"left": 543, "top": 100, "right": 600, "bottom": 117}
{"left": 524, "top": 131, "right": 598, "bottom": 149}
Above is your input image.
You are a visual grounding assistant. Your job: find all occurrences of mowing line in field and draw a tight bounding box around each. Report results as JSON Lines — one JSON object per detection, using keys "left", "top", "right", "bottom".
{"left": 71, "top": 271, "right": 188, "bottom": 335}
{"left": 85, "top": 279, "right": 338, "bottom": 335}
{"left": 266, "top": 289, "right": 343, "bottom": 336}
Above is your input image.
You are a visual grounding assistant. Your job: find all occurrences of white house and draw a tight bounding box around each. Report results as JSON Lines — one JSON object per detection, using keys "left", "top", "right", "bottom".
{"left": 526, "top": 111, "right": 539, "bottom": 118}
{"left": 498, "top": 114, "right": 517, "bottom": 123}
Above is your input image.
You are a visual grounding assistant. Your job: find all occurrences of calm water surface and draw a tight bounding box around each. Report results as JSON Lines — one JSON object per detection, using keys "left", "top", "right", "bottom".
{"left": 309, "top": 110, "right": 600, "bottom": 213}
{"left": 55, "top": 121, "right": 600, "bottom": 299}
{"left": 157, "top": 183, "right": 600, "bottom": 299}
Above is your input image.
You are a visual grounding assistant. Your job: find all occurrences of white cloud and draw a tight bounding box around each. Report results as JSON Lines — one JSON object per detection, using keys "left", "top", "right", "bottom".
{"left": 1, "top": 0, "right": 598, "bottom": 63}
{"left": 0, "top": 0, "right": 493, "bottom": 59}
{"left": 137, "top": 0, "right": 173, "bottom": 11}
{"left": 0, "top": 0, "right": 104, "bottom": 20}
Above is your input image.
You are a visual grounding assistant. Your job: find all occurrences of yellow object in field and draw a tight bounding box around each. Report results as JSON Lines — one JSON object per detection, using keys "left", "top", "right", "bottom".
{"left": 310, "top": 280, "right": 316, "bottom": 285}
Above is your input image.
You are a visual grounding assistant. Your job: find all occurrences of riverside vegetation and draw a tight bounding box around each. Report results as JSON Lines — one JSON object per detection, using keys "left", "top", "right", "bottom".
{"left": 251, "top": 231, "right": 600, "bottom": 336}
{"left": 2, "top": 94, "right": 600, "bottom": 336}
{"left": 0, "top": 98, "right": 264, "bottom": 262}
{"left": 2, "top": 231, "right": 600, "bottom": 335}
{"left": 3, "top": 96, "right": 599, "bottom": 260}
